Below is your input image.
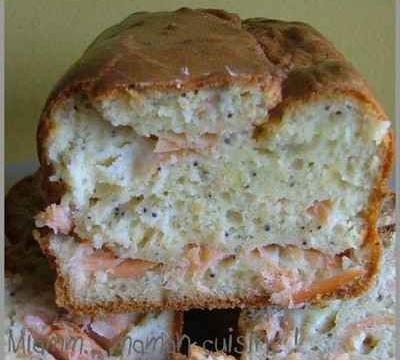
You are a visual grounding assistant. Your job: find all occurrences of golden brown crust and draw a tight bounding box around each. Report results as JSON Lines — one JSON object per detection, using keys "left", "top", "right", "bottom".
{"left": 52, "top": 8, "right": 275, "bottom": 93}
{"left": 243, "top": 18, "right": 387, "bottom": 119}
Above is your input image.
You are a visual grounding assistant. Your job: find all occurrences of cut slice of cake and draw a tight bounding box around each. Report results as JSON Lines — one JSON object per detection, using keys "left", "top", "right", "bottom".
{"left": 34, "top": 8, "right": 393, "bottom": 313}
{"left": 238, "top": 193, "right": 395, "bottom": 360}
{"left": 5, "top": 174, "right": 182, "bottom": 360}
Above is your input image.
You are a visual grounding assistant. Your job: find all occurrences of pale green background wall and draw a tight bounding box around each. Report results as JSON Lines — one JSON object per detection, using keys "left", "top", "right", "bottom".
{"left": 6, "top": 0, "right": 395, "bottom": 164}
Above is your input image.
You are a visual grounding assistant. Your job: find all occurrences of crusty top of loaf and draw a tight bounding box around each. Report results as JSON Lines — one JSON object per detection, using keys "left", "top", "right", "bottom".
{"left": 41, "top": 9, "right": 387, "bottom": 111}
{"left": 243, "top": 18, "right": 387, "bottom": 118}
{"left": 37, "top": 9, "right": 389, "bottom": 166}
{"left": 47, "top": 8, "right": 279, "bottom": 97}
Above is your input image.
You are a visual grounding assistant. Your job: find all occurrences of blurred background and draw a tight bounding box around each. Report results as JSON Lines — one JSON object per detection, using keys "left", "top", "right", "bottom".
{"left": 5, "top": 0, "right": 395, "bottom": 165}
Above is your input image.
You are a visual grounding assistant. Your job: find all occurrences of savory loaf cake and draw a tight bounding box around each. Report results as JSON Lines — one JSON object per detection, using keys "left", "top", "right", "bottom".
{"left": 34, "top": 8, "right": 393, "bottom": 313}
{"left": 238, "top": 193, "right": 396, "bottom": 360}
{"left": 5, "top": 175, "right": 182, "bottom": 360}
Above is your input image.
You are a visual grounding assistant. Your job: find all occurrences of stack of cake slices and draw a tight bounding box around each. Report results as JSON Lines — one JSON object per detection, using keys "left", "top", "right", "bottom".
{"left": 5, "top": 8, "right": 394, "bottom": 360}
